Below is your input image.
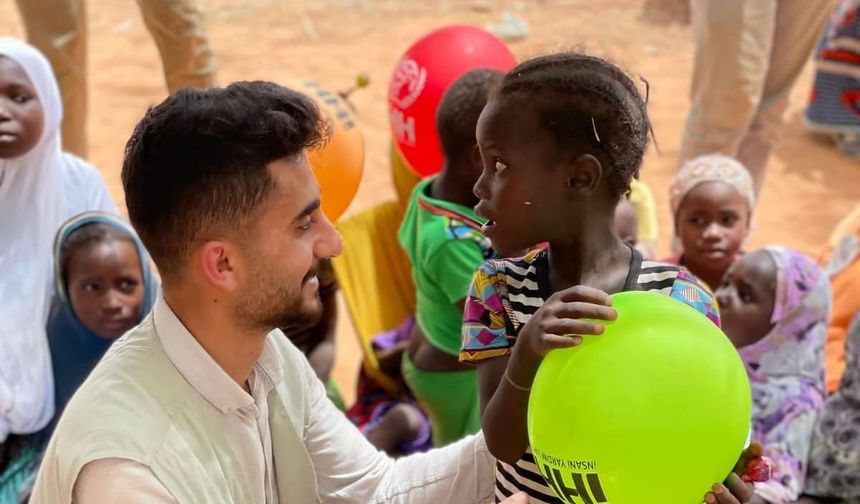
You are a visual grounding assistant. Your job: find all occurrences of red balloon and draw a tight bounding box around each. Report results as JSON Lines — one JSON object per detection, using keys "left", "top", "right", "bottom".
{"left": 388, "top": 25, "right": 516, "bottom": 177}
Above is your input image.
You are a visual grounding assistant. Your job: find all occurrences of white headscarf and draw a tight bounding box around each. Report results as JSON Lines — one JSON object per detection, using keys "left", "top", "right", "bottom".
{"left": 0, "top": 38, "right": 66, "bottom": 439}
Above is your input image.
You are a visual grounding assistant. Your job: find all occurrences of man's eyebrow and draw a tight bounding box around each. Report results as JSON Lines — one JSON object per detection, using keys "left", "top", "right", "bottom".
{"left": 293, "top": 199, "right": 321, "bottom": 222}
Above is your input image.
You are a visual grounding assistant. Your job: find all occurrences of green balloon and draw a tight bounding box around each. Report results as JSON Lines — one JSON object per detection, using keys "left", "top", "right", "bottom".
{"left": 527, "top": 291, "right": 751, "bottom": 504}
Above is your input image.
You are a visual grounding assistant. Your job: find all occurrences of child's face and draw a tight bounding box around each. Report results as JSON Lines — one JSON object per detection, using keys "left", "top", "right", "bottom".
{"left": 0, "top": 56, "right": 44, "bottom": 159}
{"left": 614, "top": 199, "right": 638, "bottom": 247}
{"left": 67, "top": 240, "right": 145, "bottom": 340}
{"left": 675, "top": 181, "right": 750, "bottom": 274}
{"left": 715, "top": 251, "right": 777, "bottom": 348}
{"left": 473, "top": 99, "right": 571, "bottom": 255}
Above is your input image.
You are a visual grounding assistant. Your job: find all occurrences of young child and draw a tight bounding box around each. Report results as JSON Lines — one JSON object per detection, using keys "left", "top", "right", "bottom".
{"left": 717, "top": 247, "right": 830, "bottom": 504}
{"left": 398, "top": 68, "right": 503, "bottom": 447}
{"left": 1, "top": 39, "right": 117, "bottom": 419}
{"left": 668, "top": 154, "right": 756, "bottom": 291}
{"left": 459, "top": 52, "right": 748, "bottom": 504}
{"left": 0, "top": 212, "right": 156, "bottom": 503}
{"left": 1, "top": 39, "right": 116, "bottom": 502}
{"left": 47, "top": 212, "right": 158, "bottom": 416}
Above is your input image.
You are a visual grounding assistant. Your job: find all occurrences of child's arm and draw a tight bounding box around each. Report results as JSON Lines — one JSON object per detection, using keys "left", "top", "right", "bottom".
{"left": 480, "top": 286, "right": 616, "bottom": 464}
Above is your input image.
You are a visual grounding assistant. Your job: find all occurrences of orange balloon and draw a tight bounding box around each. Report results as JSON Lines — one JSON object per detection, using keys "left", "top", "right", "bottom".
{"left": 288, "top": 79, "right": 365, "bottom": 222}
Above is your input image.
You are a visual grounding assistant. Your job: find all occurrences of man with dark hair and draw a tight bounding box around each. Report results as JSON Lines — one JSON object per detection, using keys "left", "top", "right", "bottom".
{"left": 29, "top": 81, "right": 507, "bottom": 503}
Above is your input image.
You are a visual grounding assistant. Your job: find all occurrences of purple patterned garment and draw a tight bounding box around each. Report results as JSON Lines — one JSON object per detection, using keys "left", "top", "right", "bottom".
{"left": 739, "top": 247, "right": 831, "bottom": 503}
{"left": 804, "top": 314, "right": 860, "bottom": 500}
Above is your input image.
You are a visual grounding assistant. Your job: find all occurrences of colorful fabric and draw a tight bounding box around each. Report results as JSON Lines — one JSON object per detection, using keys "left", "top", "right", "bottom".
{"left": 461, "top": 248, "right": 720, "bottom": 364}
{"left": 805, "top": 0, "right": 860, "bottom": 134}
{"left": 347, "top": 317, "right": 432, "bottom": 456}
{"left": 739, "top": 247, "right": 830, "bottom": 504}
{"left": 400, "top": 353, "right": 480, "bottom": 448}
{"left": 669, "top": 154, "right": 756, "bottom": 216}
{"left": 805, "top": 312, "right": 860, "bottom": 500}
{"left": 398, "top": 176, "right": 493, "bottom": 356}
{"left": 820, "top": 205, "right": 860, "bottom": 392}
{"left": 459, "top": 247, "right": 720, "bottom": 503}
{"left": 0, "top": 433, "right": 41, "bottom": 503}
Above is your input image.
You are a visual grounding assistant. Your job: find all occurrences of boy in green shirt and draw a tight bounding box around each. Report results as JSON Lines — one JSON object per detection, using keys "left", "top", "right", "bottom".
{"left": 398, "top": 69, "right": 503, "bottom": 446}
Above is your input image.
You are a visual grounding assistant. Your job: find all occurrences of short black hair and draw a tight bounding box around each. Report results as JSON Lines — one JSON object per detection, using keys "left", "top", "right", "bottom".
{"left": 495, "top": 53, "right": 650, "bottom": 196}
{"left": 122, "top": 81, "right": 329, "bottom": 280}
{"left": 436, "top": 68, "right": 504, "bottom": 163}
{"left": 61, "top": 223, "right": 135, "bottom": 285}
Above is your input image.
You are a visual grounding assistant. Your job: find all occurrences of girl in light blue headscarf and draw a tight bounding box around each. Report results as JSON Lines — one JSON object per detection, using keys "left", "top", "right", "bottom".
{"left": 47, "top": 211, "right": 158, "bottom": 415}
{"left": 1, "top": 212, "right": 157, "bottom": 502}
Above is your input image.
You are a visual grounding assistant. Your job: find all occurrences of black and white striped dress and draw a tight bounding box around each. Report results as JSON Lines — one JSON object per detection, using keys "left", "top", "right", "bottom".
{"left": 460, "top": 248, "right": 720, "bottom": 503}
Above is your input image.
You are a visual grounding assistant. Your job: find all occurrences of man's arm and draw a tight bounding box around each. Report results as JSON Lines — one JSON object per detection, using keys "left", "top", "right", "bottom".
{"left": 73, "top": 458, "right": 175, "bottom": 503}
{"left": 303, "top": 357, "right": 495, "bottom": 503}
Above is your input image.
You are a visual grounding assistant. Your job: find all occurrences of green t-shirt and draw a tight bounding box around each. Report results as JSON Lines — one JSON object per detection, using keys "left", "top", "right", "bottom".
{"left": 398, "top": 177, "right": 492, "bottom": 356}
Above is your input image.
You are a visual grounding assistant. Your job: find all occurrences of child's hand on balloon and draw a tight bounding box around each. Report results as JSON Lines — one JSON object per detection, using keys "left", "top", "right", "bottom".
{"left": 512, "top": 285, "right": 616, "bottom": 366}
{"left": 704, "top": 474, "right": 767, "bottom": 504}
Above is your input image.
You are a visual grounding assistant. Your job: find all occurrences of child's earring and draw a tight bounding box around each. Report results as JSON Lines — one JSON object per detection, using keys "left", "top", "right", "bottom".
{"left": 495, "top": 160, "right": 508, "bottom": 173}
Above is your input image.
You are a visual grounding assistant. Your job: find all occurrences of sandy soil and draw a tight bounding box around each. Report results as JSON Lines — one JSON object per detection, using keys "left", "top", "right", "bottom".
{"left": 2, "top": 0, "right": 858, "bottom": 402}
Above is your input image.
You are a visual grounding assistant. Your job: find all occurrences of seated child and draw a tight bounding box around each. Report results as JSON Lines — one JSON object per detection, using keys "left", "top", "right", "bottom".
{"left": 717, "top": 247, "right": 830, "bottom": 504}
{"left": 398, "top": 68, "right": 503, "bottom": 446}
{"left": 282, "top": 258, "right": 345, "bottom": 409}
{"left": 667, "top": 154, "right": 756, "bottom": 291}
{"left": 47, "top": 212, "right": 158, "bottom": 416}
{"left": 614, "top": 196, "right": 638, "bottom": 248}
{"left": 459, "top": 52, "right": 747, "bottom": 504}
{"left": 0, "top": 212, "right": 157, "bottom": 503}
{"left": 347, "top": 317, "right": 432, "bottom": 456}
{"left": 819, "top": 205, "right": 860, "bottom": 392}
{"left": 0, "top": 39, "right": 117, "bottom": 501}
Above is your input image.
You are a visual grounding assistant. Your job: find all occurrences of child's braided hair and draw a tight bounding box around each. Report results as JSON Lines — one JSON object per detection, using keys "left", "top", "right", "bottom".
{"left": 496, "top": 53, "right": 652, "bottom": 197}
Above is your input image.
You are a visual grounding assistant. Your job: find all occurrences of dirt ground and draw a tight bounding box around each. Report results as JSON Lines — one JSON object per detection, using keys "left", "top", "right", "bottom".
{"left": 2, "top": 0, "right": 858, "bottom": 403}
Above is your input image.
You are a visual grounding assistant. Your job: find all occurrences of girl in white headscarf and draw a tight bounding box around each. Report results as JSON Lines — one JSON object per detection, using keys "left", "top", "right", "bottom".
{"left": 0, "top": 38, "right": 115, "bottom": 449}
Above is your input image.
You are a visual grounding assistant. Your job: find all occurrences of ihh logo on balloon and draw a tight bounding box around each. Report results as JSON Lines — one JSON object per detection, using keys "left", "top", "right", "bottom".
{"left": 534, "top": 448, "right": 608, "bottom": 504}
{"left": 389, "top": 58, "right": 426, "bottom": 146}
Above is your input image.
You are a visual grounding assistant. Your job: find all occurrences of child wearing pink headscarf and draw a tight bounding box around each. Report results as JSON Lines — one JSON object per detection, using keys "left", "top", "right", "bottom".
{"left": 667, "top": 154, "right": 755, "bottom": 291}
{"left": 717, "top": 247, "right": 830, "bottom": 503}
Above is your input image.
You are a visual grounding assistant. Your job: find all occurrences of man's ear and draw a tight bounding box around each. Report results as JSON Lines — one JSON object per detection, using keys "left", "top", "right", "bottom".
{"left": 196, "top": 240, "right": 242, "bottom": 293}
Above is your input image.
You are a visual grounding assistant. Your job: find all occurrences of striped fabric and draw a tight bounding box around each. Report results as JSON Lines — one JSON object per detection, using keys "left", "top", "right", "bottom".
{"left": 460, "top": 248, "right": 720, "bottom": 502}
{"left": 805, "top": 0, "right": 859, "bottom": 134}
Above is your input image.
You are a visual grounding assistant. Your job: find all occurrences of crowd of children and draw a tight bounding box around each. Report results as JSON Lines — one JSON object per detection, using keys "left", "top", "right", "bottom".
{"left": 1, "top": 1, "right": 859, "bottom": 502}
